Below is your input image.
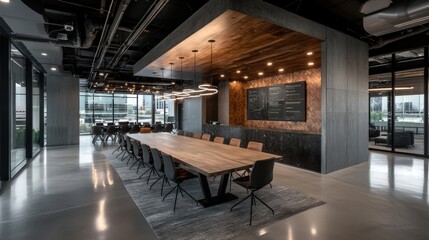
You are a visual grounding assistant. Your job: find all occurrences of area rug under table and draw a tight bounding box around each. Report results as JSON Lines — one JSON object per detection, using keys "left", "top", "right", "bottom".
{"left": 105, "top": 152, "right": 325, "bottom": 240}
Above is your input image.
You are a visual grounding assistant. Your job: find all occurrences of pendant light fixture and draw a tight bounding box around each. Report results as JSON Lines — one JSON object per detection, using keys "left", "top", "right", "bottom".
{"left": 159, "top": 62, "right": 178, "bottom": 100}
{"left": 162, "top": 39, "right": 218, "bottom": 100}
{"left": 169, "top": 56, "right": 190, "bottom": 100}
{"left": 169, "top": 62, "right": 175, "bottom": 85}
{"left": 198, "top": 39, "right": 218, "bottom": 96}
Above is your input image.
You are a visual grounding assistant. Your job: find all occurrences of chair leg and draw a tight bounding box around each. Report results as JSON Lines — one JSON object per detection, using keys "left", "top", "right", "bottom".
{"left": 112, "top": 145, "right": 121, "bottom": 154}
{"left": 136, "top": 162, "right": 142, "bottom": 173}
{"left": 178, "top": 185, "right": 184, "bottom": 197}
{"left": 139, "top": 167, "right": 152, "bottom": 179}
{"left": 229, "top": 172, "right": 234, "bottom": 192}
{"left": 116, "top": 149, "right": 124, "bottom": 159}
{"left": 250, "top": 193, "right": 254, "bottom": 226}
{"left": 149, "top": 175, "right": 163, "bottom": 190}
{"left": 129, "top": 159, "right": 139, "bottom": 169}
{"left": 254, "top": 194, "right": 274, "bottom": 215}
{"left": 161, "top": 175, "right": 165, "bottom": 196}
{"left": 146, "top": 167, "right": 160, "bottom": 185}
{"left": 162, "top": 185, "right": 177, "bottom": 201}
{"left": 173, "top": 187, "right": 179, "bottom": 212}
{"left": 160, "top": 176, "right": 170, "bottom": 196}
{"left": 126, "top": 155, "right": 133, "bottom": 165}
{"left": 179, "top": 185, "right": 198, "bottom": 205}
{"left": 230, "top": 194, "right": 252, "bottom": 211}
{"left": 120, "top": 151, "right": 127, "bottom": 161}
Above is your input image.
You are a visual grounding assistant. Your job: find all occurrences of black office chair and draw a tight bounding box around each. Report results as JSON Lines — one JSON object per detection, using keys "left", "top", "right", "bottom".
{"left": 112, "top": 133, "right": 124, "bottom": 155}
{"left": 91, "top": 126, "right": 104, "bottom": 143}
{"left": 123, "top": 136, "right": 134, "bottom": 164}
{"left": 139, "top": 143, "right": 159, "bottom": 184}
{"left": 163, "top": 123, "right": 173, "bottom": 133}
{"left": 152, "top": 123, "right": 163, "bottom": 133}
{"left": 104, "top": 125, "right": 117, "bottom": 142}
{"left": 115, "top": 134, "right": 127, "bottom": 159}
{"left": 230, "top": 158, "right": 275, "bottom": 226}
{"left": 161, "top": 153, "right": 198, "bottom": 212}
{"left": 149, "top": 148, "right": 171, "bottom": 195}
{"left": 130, "top": 140, "right": 144, "bottom": 173}
{"left": 129, "top": 124, "right": 140, "bottom": 134}
{"left": 120, "top": 124, "right": 131, "bottom": 135}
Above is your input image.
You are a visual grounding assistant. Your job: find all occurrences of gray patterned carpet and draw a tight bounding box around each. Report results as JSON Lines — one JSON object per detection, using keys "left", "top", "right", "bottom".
{"left": 105, "top": 151, "right": 325, "bottom": 240}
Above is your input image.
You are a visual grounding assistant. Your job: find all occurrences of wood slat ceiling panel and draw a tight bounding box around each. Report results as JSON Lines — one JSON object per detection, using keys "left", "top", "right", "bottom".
{"left": 141, "top": 10, "right": 321, "bottom": 82}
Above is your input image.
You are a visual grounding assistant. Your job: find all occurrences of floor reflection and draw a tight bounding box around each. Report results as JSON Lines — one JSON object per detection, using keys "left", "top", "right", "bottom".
{"left": 92, "top": 162, "right": 114, "bottom": 190}
{"left": 96, "top": 198, "right": 108, "bottom": 232}
{"left": 370, "top": 153, "right": 429, "bottom": 203}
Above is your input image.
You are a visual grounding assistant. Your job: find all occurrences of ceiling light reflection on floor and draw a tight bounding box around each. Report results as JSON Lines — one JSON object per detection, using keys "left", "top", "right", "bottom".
{"left": 311, "top": 227, "right": 317, "bottom": 235}
{"left": 96, "top": 198, "right": 108, "bottom": 232}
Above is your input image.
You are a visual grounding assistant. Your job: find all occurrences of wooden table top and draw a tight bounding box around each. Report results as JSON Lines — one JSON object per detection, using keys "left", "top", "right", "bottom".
{"left": 128, "top": 133, "right": 282, "bottom": 177}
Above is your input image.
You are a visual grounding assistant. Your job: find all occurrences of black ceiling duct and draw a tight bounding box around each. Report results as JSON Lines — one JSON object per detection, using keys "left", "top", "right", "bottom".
{"left": 364, "top": 0, "right": 429, "bottom": 36}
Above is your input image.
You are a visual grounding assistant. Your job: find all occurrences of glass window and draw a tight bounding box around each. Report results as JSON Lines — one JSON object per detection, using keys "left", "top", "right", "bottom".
{"left": 138, "top": 94, "right": 153, "bottom": 124}
{"left": 165, "top": 99, "right": 175, "bottom": 123}
{"left": 394, "top": 68, "right": 424, "bottom": 155}
{"left": 44, "top": 77, "right": 47, "bottom": 145}
{"left": 93, "top": 93, "right": 113, "bottom": 124}
{"left": 79, "top": 92, "right": 93, "bottom": 134}
{"left": 114, "top": 94, "right": 137, "bottom": 123}
{"left": 154, "top": 97, "right": 165, "bottom": 123}
{"left": 11, "top": 45, "right": 27, "bottom": 171}
{"left": 32, "top": 68, "right": 41, "bottom": 156}
{"left": 368, "top": 49, "right": 425, "bottom": 156}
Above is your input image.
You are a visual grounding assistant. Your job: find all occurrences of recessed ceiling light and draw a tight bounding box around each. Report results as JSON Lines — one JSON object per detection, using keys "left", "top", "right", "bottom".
{"left": 308, "top": 62, "right": 314, "bottom": 66}
{"left": 236, "top": 70, "right": 241, "bottom": 74}
{"left": 0, "top": 0, "right": 10, "bottom": 3}
{"left": 220, "top": 74, "right": 225, "bottom": 78}
{"left": 244, "top": 76, "right": 248, "bottom": 79}
{"left": 267, "top": 62, "right": 273, "bottom": 66}
{"left": 99, "top": 72, "right": 104, "bottom": 76}
{"left": 258, "top": 72, "right": 264, "bottom": 76}
{"left": 41, "top": 52, "right": 48, "bottom": 56}
{"left": 307, "top": 52, "right": 313, "bottom": 56}
{"left": 278, "top": 68, "right": 284, "bottom": 72}
{"left": 50, "top": 67, "right": 57, "bottom": 71}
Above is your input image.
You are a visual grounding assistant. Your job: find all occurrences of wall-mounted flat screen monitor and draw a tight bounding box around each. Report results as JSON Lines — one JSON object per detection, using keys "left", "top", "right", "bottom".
{"left": 247, "top": 81, "right": 306, "bottom": 122}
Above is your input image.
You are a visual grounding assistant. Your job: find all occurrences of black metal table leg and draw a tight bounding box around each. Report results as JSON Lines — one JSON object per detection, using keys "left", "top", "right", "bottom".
{"left": 198, "top": 173, "right": 212, "bottom": 200}
{"left": 198, "top": 173, "right": 238, "bottom": 207}
{"left": 217, "top": 173, "right": 229, "bottom": 198}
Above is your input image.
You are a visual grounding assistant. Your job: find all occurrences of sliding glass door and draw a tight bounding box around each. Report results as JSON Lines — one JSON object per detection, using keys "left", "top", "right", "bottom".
{"left": 394, "top": 68, "right": 425, "bottom": 154}
{"left": 369, "top": 48, "right": 427, "bottom": 156}
{"left": 369, "top": 73, "right": 393, "bottom": 151}
{"left": 10, "top": 45, "right": 27, "bottom": 171}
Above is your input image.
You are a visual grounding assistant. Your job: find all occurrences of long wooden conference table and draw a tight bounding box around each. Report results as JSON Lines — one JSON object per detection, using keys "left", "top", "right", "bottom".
{"left": 128, "top": 133, "right": 282, "bottom": 207}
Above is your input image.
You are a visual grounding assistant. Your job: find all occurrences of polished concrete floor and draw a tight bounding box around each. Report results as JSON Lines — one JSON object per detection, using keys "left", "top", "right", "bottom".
{"left": 1, "top": 136, "right": 428, "bottom": 240}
